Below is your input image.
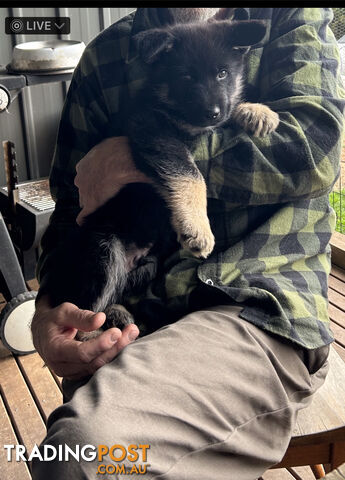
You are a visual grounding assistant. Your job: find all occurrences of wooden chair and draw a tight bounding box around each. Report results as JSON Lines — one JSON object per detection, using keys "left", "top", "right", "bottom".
{"left": 323, "top": 462, "right": 345, "bottom": 478}
{"left": 270, "top": 347, "right": 345, "bottom": 478}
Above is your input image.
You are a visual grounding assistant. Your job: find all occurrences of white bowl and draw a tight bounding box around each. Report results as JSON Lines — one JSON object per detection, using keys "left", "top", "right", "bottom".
{"left": 10, "top": 39, "right": 85, "bottom": 72}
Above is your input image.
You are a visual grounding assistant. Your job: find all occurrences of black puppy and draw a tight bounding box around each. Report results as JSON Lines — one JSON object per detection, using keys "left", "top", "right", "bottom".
{"left": 45, "top": 19, "right": 279, "bottom": 338}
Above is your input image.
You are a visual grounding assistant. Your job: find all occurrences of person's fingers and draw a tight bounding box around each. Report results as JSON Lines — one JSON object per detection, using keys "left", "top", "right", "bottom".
{"left": 41, "top": 313, "right": 140, "bottom": 378}
{"left": 75, "top": 196, "right": 103, "bottom": 224}
{"left": 113, "top": 324, "right": 140, "bottom": 353}
{"left": 76, "top": 209, "right": 87, "bottom": 226}
{"left": 54, "top": 303, "right": 106, "bottom": 331}
{"left": 88, "top": 324, "right": 140, "bottom": 371}
{"left": 54, "top": 326, "right": 122, "bottom": 363}
{"left": 52, "top": 325, "right": 139, "bottom": 378}
{"left": 74, "top": 157, "right": 91, "bottom": 184}
{"left": 75, "top": 198, "right": 97, "bottom": 224}
{"left": 75, "top": 160, "right": 82, "bottom": 175}
{"left": 74, "top": 173, "right": 80, "bottom": 187}
{"left": 76, "top": 327, "right": 123, "bottom": 364}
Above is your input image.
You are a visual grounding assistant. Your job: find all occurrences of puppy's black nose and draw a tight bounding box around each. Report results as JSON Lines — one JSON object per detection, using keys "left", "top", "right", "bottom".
{"left": 207, "top": 106, "right": 221, "bottom": 120}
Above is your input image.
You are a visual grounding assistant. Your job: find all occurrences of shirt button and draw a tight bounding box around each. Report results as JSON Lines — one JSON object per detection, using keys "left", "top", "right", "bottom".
{"left": 205, "top": 278, "right": 214, "bottom": 285}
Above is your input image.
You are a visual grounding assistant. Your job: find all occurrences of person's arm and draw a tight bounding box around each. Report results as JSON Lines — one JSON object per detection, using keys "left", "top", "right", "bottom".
{"left": 191, "top": 8, "right": 344, "bottom": 205}
{"left": 36, "top": 59, "right": 109, "bottom": 292}
{"left": 34, "top": 24, "right": 140, "bottom": 378}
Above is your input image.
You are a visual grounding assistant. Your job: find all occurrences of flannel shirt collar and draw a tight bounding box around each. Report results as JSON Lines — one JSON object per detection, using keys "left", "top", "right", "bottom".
{"left": 126, "top": 7, "right": 250, "bottom": 64}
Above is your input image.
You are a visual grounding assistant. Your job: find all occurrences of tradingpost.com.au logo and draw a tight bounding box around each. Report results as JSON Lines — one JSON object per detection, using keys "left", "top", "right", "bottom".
{"left": 4, "top": 443, "right": 151, "bottom": 475}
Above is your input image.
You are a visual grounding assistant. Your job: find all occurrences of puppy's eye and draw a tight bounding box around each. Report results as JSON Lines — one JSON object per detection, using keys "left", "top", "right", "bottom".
{"left": 217, "top": 69, "right": 228, "bottom": 80}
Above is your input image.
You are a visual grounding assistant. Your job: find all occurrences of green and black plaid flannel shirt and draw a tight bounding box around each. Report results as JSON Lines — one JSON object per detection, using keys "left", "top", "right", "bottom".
{"left": 37, "top": 7, "right": 345, "bottom": 349}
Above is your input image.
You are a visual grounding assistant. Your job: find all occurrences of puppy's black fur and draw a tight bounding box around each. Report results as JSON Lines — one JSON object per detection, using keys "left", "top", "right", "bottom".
{"left": 45, "top": 19, "right": 276, "bottom": 337}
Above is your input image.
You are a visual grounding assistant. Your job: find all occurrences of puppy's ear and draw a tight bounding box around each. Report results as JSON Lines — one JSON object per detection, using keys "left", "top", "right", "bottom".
{"left": 221, "top": 20, "right": 267, "bottom": 50}
{"left": 133, "top": 29, "right": 175, "bottom": 64}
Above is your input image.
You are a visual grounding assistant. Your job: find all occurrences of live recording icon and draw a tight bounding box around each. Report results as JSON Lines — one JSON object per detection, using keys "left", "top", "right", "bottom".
{"left": 5, "top": 17, "right": 70, "bottom": 35}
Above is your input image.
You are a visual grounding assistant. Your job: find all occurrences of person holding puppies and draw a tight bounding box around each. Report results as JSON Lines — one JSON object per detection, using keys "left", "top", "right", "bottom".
{"left": 32, "top": 7, "right": 344, "bottom": 480}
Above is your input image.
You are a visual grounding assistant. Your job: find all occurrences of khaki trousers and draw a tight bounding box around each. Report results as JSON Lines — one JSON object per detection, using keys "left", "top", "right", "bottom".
{"left": 32, "top": 305, "right": 329, "bottom": 480}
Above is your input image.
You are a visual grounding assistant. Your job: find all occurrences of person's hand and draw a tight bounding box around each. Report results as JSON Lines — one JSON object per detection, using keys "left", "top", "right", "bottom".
{"left": 31, "top": 296, "right": 139, "bottom": 380}
{"left": 74, "top": 136, "right": 152, "bottom": 225}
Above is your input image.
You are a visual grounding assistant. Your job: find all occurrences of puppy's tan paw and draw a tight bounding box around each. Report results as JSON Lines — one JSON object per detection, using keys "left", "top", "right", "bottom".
{"left": 172, "top": 214, "right": 215, "bottom": 258}
{"left": 76, "top": 329, "right": 103, "bottom": 342}
{"left": 234, "top": 103, "right": 279, "bottom": 137}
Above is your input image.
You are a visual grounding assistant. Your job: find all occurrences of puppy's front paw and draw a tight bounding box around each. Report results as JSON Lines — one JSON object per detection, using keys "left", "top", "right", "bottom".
{"left": 76, "top": 329, "right": 103, "bottom": 342}
{"left": 75, "top": 305, "right": 134, "bottom": 342}
{"left": 172, "top": 214, "right": 215, "bottom": 258}
{"left": 104, "top": 304, "right": 134, "bottom": 330}
{"left": 234, "top": 103, "right": 279, "bottom": 137}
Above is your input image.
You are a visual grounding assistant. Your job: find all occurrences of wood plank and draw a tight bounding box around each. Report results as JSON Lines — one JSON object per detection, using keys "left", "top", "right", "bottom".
{"left": 0, "top": 339, "right": 12, "bottom": 359}
{"left": 292, "top": 348, "right": 345, "bottom": 437}
{"left": 263, "top": 468, "right": 294, "bottom": 479}
{"left": 329, "top": 275, "right": 345, "bottom": 297}
{"left": 324, "top": 462, "right": 345, "bottom": 478}
{"left": 0, "top": 394, "right": 31, "bottom": 480}
{"left": 293, "top": 393, "right": 343, "bottom": 438}
{"left": 27, "top": 278, "right": 39, "bottom": 291}
{"left": 263, "top": 466, "right": 316, "bottom": 479}
{"left": 314, "top": 348, "right": 345, "bottom": 423}
{"left": 274, "top": 443, "right": 332, "bottom": 468}
{"left": 16, "top": 353, "right": 62, "bottom": 424}
{"left": 298, "top": 466, "right": 322, "bottom": 480}
{"left": 333, "top": 343, "right": 345, "bottom": 363}
{"left": 331, "top": 321, "right": 345, "bottom": 349}
{"left": 331, "top": 265, "right": 345, "bottom": 283}
{"left": 329, "top": 288, "right": 345, "bottom": 312}
{"left": 331, "top": 442, "right": 345, "bottom": 470}
{"left": 329, "top": 303, "right": 345, "bottom": 329}
{"left": 289, "top": 427, "right": 345, "bottom": 448}
{"left": 331, "top": 232, "right": 345, "bottom": 270}
{"left": 50, "top": 370, "right": 63, "bottom": 391}
{"left": 0, "top": 355, "right": 46, "bottom": 453}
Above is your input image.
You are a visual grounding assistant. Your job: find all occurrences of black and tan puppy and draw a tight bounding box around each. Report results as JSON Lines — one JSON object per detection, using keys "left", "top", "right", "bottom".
{"left": 45, "top": 19, "right": 279, "bottom": 337}
{"left": 130, "top": 19, "right": 278, "bottom": 259}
